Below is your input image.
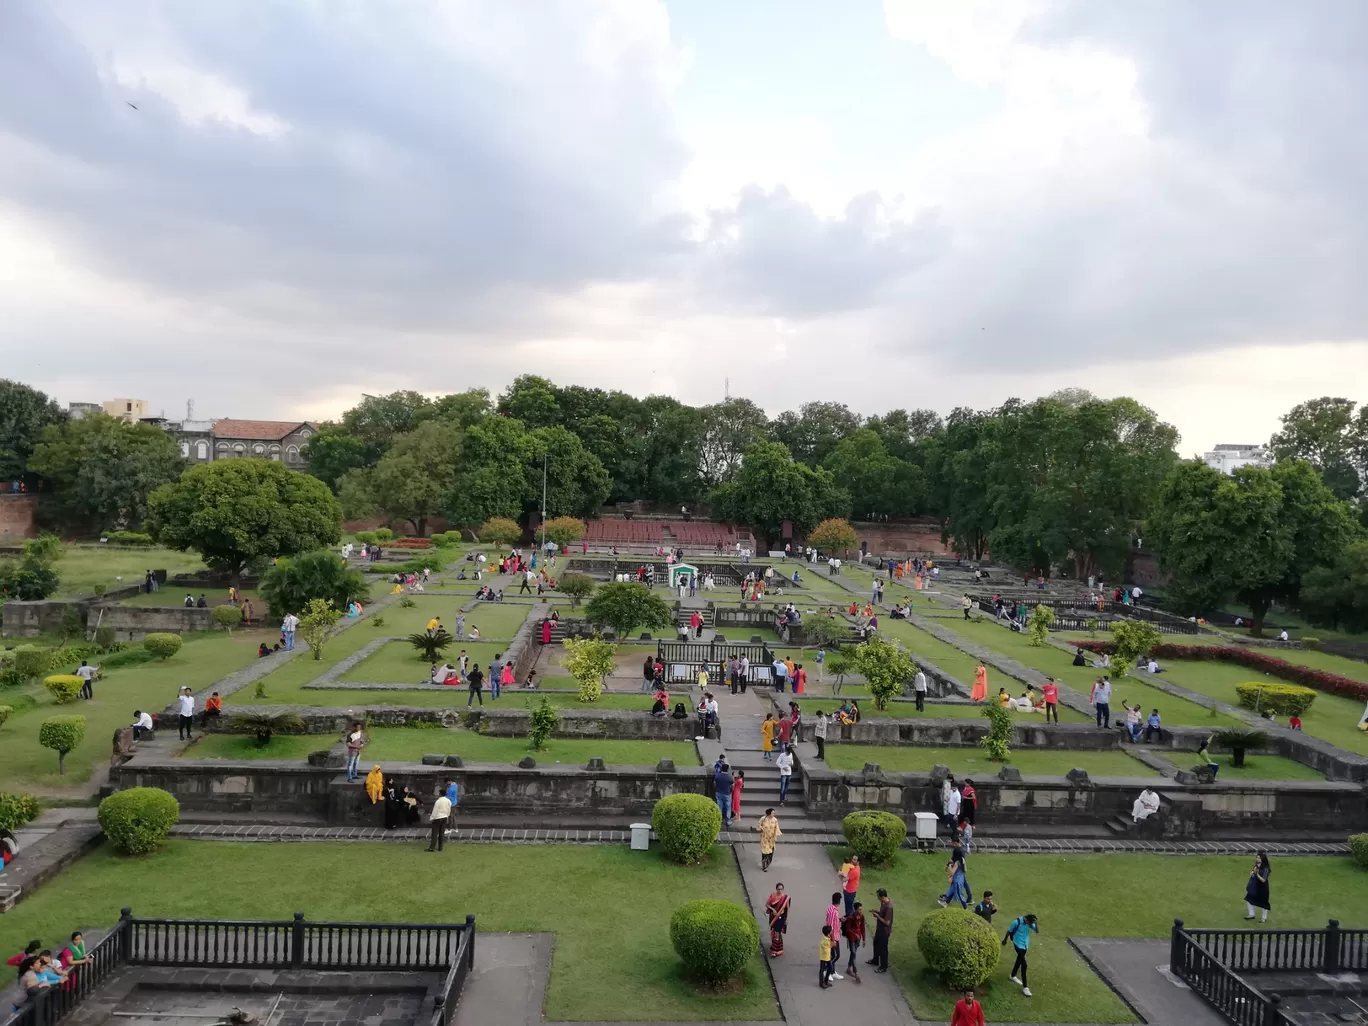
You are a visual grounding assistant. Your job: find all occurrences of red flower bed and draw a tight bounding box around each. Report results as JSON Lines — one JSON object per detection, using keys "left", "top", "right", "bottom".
{"left": 387, "top": 537, "right": 433, "bottom": 549}
{"left": 1074, "top": 640, "right": 1368, "bottom": 701}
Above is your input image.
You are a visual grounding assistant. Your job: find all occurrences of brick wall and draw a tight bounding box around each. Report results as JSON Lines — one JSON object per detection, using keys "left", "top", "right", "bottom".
{"left": 0, "top": 495, "right": 38, "bottom": 541}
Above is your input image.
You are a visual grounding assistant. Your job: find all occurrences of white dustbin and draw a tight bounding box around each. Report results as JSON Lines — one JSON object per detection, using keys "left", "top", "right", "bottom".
{"left": 913, "top": 812, "right": 938, "bottom": 842}
{"left": 630, "top": 822, "right": 652, "bottom": 851}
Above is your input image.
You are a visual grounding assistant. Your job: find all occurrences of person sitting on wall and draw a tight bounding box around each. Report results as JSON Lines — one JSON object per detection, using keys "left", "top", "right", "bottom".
{"left": 132, "top": 710, "right": 154, "bottom": 739}
{"left": 202, "top": 692, "right": 223, "bottom": 722}
{"left": 651, "top": 696, "right": 667, "bottom": 717}
{"left": 196, "top": 594, "right": 208, "bottom": 608}
{"left": 183, "top": 593, "right": 195, "bottom": 607}
{"left": 671, "top": 701, "right": 689, "bottom": 719}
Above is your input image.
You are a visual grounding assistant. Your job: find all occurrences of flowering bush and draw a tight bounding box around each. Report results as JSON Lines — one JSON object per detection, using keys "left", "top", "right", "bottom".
{"left": 1075, "top": 641, "right": 1368, "bottom": 701}
{"left": 387, "top": 537, "right": 433, "bottom": 548}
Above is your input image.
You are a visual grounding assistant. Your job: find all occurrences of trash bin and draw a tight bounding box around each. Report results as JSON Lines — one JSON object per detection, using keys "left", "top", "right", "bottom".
{"left": 630, "top": 822, "right": 652, "bottom": 851}
{"left": 913, "top": 812, "right": 938, "bottom": 848}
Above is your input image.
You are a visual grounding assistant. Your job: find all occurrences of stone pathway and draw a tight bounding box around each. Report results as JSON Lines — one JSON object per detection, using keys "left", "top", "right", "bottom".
{"left": 1070, "top": 938, "right": 1227, "bottom": 1026}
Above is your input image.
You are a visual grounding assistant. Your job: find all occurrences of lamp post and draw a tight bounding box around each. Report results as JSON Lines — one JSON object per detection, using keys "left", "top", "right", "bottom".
{"left": 540, "top": 452, "right": 547, "bottom": 554}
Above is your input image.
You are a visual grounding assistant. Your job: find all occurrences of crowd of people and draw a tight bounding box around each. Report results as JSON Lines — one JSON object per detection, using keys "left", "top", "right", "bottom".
{"left": 5, "top": 932, "right": 97, "bottom": 1012}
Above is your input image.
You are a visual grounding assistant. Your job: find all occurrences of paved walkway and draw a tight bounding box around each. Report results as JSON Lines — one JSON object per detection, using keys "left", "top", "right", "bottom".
{"left": 1070, "top": 938, "right": 1227, "bottom": 1026}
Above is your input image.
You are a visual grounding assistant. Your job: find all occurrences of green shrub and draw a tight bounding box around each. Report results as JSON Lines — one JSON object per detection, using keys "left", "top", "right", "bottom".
{"left": 1027, "top": 604, "right": 1054, "bottom": 646}
{"left": 917, "top": 907, "right": 1001, "bottom": 989}
{"left": 143, "top": 633, "right": 183, "bottom": 660}
{"left": 842, "top": 810, "right": 906, "bottom": 867}
{"left": 669, "top": 899, "right": 759, "bottom": 985}
{"left": 355, "top": 531, "right": 377, "bottom": 545}
{"left": 979, "top": 702, "right": 1013, "bottom": 762}
{"left": 211, "top": 605, "right": 243, "bottom": 633}
{"left": 0, "top": 705, "right": 12, "bottom": 727}
{"left": 98, "top": 787, "right": 180, "bottom": 854}
{"left": 1234, "top": 682, "right": 1317, "bottom": 717}
{"left": 1349, "top": 833, "right": 1368, "bottom": 869}
{"left": 0, "top": 793, "right": 40, "bottom": 832}
{"left": 13, "top": 645, "right": 53, "bottom": 683}
{"left": 1301, "top": 637, "right": 1321, "bottom": 650}
{"left": 43, "top": 674, "right": 84, "bottom": 704}
{"left": 95, "top": 625, "right": 117, "bottom": 650}
{"left": 373, "top": 528, "right": 394, "bottom": 543}
{"left": 101, "top": 647, "right": 156, "bottom": 670}
{"left": 399, "top": 596, "right": 417, "bottom": 608}
{"left": 104, "top": 531, "right": 154, "bottom": 546}
{"left": 38, "top": 715, "right": 85, "bottom": 774}
{"left": 652, "top": 793, "right": 722, "bottom": 865}
{"left": 528, "top": 697, "right": 558, "bottom": 751}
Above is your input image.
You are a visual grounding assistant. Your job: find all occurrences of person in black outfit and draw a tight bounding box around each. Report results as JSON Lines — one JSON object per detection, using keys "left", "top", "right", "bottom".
{"left": 466, "top": 665, "right": 484, "bottom": 706}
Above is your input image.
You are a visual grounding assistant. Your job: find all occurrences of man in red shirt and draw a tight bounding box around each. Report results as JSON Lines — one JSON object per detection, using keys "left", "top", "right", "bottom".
{"left": 1041, "top": 677, "right": 1059, "bottom": 723}
{"left": 951, "top": 989, "right": 985, "bottom": 1026}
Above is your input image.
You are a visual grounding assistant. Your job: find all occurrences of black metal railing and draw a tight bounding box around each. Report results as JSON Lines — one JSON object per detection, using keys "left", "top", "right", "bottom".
{"left": 1170, "top": 920, "right": 1287, "bottom": 1026}
{"left": 1, "top": 910, "right": 476, "bottom": 1026}
{"left": 1182, "top": 919, "right": 1367, "bottom": 974}
{"left": 430, "top": 915, "right": 476, "bottom": 1026}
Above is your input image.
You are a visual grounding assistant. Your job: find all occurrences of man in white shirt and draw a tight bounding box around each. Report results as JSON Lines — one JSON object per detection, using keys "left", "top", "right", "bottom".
{"left": 771, "top": 658, "right": 789, "bottom": 692}
{"left": 945, "top": 782, "right": 962, "bottom": 830}
{"left": 132, "top": 709, "right": 154, "bottom": 740}
{"left": 74, "top": 660, "right": 96, "bottom": 700}
{"left": 775, "top": 748, "right": 794, "bottom": 805}
{"left": 426, "top": 791, "right": 453, "bottom": 852}
{"left": 1279, "top": 630, "right": 1289, "bottom": 642}
{"left": 813, "top": 711, "right": 829, "bottom": 761}
{"left": 176, "top": 688, "right": 196, "bottom": 740}
{"left": 1093, "top": 677, "right": 1112, "bottom": 728}
{"left": 282, "top": 612, "right": 299, "bottom": 651}
{"left": 913, "top": 670, "right": 928, "bottom": 712}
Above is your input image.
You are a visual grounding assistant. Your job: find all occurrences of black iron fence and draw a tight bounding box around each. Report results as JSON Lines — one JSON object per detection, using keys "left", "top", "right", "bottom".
{"left": 972, "top": 594, "right": 1201, "bottom": 635}
{"left": 1170, "top": 918, "right": 1366, "bottom": 1026}
{"left": 1, "top": 911, "right": 476, "bottom": 1026}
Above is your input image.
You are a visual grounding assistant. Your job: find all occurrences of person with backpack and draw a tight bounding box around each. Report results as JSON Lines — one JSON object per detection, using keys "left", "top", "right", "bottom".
{"left": 1003, "top": 913, "right": 1039, "bottom": 997}
{"left": 973, "top": 891, "right": 997, "bottom": 924}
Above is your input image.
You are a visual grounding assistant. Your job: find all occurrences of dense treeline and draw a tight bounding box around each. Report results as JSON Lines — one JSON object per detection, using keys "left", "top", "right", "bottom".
{"left": 3, "top": 376, "right": 1366, "bottom": 631}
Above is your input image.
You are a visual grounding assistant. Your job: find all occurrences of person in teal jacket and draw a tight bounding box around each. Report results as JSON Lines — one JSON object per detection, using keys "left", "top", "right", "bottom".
{"left": 1003, "top": 913, "right": 1039, "bottom": 996}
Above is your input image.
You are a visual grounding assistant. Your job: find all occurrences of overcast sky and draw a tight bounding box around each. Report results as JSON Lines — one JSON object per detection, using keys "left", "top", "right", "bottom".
{"left": 3, "top": 0, "right": 1366, "bottom": 455}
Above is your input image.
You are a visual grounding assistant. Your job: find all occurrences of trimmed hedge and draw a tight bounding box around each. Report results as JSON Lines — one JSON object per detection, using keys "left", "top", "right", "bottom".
{"left": 917, "top": 907, "right": 1000, "bottom": 988}
{"left": 842, "top": 810, "right": 906, "bottom": 867}
{"left": 0, "top": 793, "right": 40, "bottom": 832}
{"left": 1076, "top": 641, "right": 1368, "bottom": 702}
{"left": 1234, "top": 682, "right": 1317, "bottom": 717}
{"left": 0, "top": 705, "right": 12, "bottom": 727}
{"left": 143, "top": 633, "right": 183, "bottom": 660}
{"left": 1350, "top": 833, "right": 1368, "bottom": 869}
{"left": 98, "top": 788, "right": 180, "bottom": 855}
{"left": 38, "top": 715, "right": 85, "bottom": 773}
{"left": 652, "top": 793, "right": 722, "bottom": 865}
{"left": 103, "top": 531, "right": 154, "bottom": 546}
{"left": 43, "top": 674, "right": 84, "bottom": 704}
{"left": 669, "top": 899, "right": 759, "bottom": 985}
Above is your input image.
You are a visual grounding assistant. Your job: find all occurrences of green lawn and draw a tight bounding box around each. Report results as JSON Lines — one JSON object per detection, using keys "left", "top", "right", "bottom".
{"left": 1054, "top": 632, "right": 1368, "bottom": 685}
{"left": 0, "top": 628, "right": 273, "bottom": 790}
{"left": 824, "top": 745, "right": 1159, "bottom": 777}
{"left": 339, "top": 640, "right": 507, "bottom": 683}
{"left": 0, "top": 842, "right": 775, "bottom": 1022}
{"left": 118, "top": 587, "right": 258, "bottom": 609}
{"left": 786, "top": 697, "right": 1088, "bottom": 723}
{"left": 186, "top": 726, "right": 697, "bottom": 767}
{"left": 51, "top": 544, "right": 207, "bottom": 598}
{"left": 841, "top": 850, "right": 1368, "bottom": 1024}
{"left": 1200, "top": 753, "right": 1327, "bottom": 781}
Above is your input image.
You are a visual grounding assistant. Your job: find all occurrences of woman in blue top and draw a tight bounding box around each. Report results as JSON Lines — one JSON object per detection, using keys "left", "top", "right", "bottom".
{"left": 937, "top": 847, "right": 970, "bottom": 909}
{"left": 1003, "top": 914, "right": 1039, "bottom": 997}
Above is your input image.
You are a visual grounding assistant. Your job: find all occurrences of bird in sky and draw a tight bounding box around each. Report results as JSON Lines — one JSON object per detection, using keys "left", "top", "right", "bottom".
{"left": 126, "top": 101, "right": 138, "bottom": 110}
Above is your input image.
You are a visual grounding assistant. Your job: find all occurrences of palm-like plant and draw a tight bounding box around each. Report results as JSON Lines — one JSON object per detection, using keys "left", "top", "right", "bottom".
{"left": 408, "top": 629, "right": 454, "bottom": 661}
{"left": 1212, "top": 727, "right": 1272, "bottom": 768}
{"left": 229, "top": 712, "right": 307, "bottom": 748}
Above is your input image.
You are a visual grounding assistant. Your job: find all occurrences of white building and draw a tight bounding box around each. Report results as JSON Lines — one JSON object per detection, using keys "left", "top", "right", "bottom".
{"left": 1202, "top": 443, "right": 1271, "bottom": 475}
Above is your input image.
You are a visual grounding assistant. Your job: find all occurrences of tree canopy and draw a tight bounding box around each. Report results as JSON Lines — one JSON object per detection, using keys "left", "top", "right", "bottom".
{"left": 146, "top": 459, "right": 343, "bottom": 585}
{"left": 0, "top": 380, "right": 65, "bottom": 485}
{"left": 708, "top": 442, "right": 848, "bottom": 550}
{"left": 583, "top": 581, "right": 674, "bottom": 639}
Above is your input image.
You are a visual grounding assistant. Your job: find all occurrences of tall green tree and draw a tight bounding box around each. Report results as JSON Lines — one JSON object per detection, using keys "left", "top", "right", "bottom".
{"left": 769, "top": 402, "right": 862, "bottom": 466}
{"left": 432, "top": 388, "right": 492, "bottom": 428}
{"left": 1300, "top": 540, "right": 1368, "bottom": 633}
{"left": 529, "top": 426, "right": 611, "bottom": 518}
{"left": 821, "top": 429, "right": 924, "bottom": 517}
{"left": 303, "top": 426, "right": 380, "bottom": 492}
{"left": 28, "top": 414, "right": 184, "bottom": 532}
{"left": 1269, "top": 397, "right": 1365, "bottom": 500}
{"left": 583, "top": 582, "right": 674, "bottom": 639}
{"left": 698, "top": 398, "right": 769, "bottom": 487}
{"left": 339, "top": 420, "right": 460, "bottom": 536}
{"left": 446, "top": 416, "right": 535, "bottom": 527}
{"left": 341, "top": 390, "right": 433, "bottom": 448}
{"left": 1, "top": 380, "right": 64, "bottom": 484}
{"left": 146, "top": 459, "right": 343, "bottom": 587}
{"left": 498, "top": 375, "right": 562, "bottom": 428}
{"left": 709, "top": 442, "right": 849, "bottom": 549}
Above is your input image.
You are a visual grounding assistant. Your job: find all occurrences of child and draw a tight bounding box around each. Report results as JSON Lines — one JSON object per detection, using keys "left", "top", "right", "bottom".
{"left": 523, "top": 669, "right": 538, "bottom": 689}
{"left": 959, "top": 819, "right": 974, "bottom": 854}
{"left": 819, "top": 925, "right": 834, "bottom": 988}
{"left": 1288, "top": 714, "right": 1302, "bottom": 732}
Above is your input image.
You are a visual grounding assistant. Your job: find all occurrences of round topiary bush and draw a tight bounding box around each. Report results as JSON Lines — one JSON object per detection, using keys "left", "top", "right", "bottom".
{"left": 1234, "top": 682, "right": 1317, "bottom": 717}
{"left": 842, "top": 810, "right": 906, "bottom": 867}
{"left": 98, "top": 788, "right": 180, "bottom": 855}
{"left": 1350, "top": 833, "right": 1368, "bottom": 869}
{"left": 670, "top": 899, "right": 759, "bottom": 985}
{"left": 43, "top": 674, "right": 83, "bottom": 704}
{"left": 917, "top": 906, "right": 1001, "bottom": 989}
{"left": 652, "top": 793, "right": 722, "bottom": 865}
{"left": 143, "top": 633, "right": 183, "bottom": 661}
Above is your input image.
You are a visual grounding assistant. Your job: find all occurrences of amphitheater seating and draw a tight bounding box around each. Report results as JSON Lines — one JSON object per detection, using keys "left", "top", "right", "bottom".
{"left": 583, "top": 518, "right": 745, "bottom": 548}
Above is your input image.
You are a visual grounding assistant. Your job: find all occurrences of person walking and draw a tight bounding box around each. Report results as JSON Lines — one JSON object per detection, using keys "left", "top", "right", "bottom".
{"left": 1003, "top": 913, "right": 1039, "bottom": 997}
{"left": 757, "top": 808, "right": 782, "bottom": 871}
{"left": 689, "top": 609, "right": 703, "bottom": 639}
{"left": 775, "top": 746, "right": 794, "bottom": 805}
{"left": 1093, "top": 676, "right": 1112, "bottom": 728}
{"left": 765, "top": 882, "right": 790, "bottom": 956}
{"left": 489, "top": 653, "right": 504, "bottom": 700}
{"left": 344, "top": 721, "right": 367, "bottom": 782}
{"left": 643, "top": 655, "right": 655, "bottom": 692}
{"left": 841, "top": 900, "right": 865, "bottom": 982}
{"left": 731, "top": 769, "right": 744, "bottom": 821}
{"left": 813, "top": 710, "right": 828, "bottom": 760}
{"left": 913, "top": 669, "right": 927, "bottom": 712}
{"left": 1244, "top": 852, "right": 1271, "bottom": 922}
{"left": 937, "top": 846, "right": 970, "bottom": 908}
{"left": 825, "top": 893, "right": 845, "bottom": 980}
{"left": 75, "top": 660, "right": 95, "bottom": 700}
{"left": 962, "top": 594, "right": 973, "bottom": 620}
{"left": 176, "top": 688, "right": 195, "bottom": 740}
{"left": 281, "top": 610, "right": 299, "bottom": 651}
{"left": 425, "top": 789, "right": 452, "bottom": 852}
{"left": 466, "top": 664, "right": 485, "bottom": 706}
{"left": 868, "top": 889, "right": 894, "bottom": 973}
{"left": 951, "top": 989, "right": 985, "bottom": 1026}
{"left": 760, "top": 713, "right": 775, "bottom": 760}
{"left": 839, "top": 854, "right": 860, "bottom": 915}
{"left": 714, "top": 760, "right": 735, "bottom": 828}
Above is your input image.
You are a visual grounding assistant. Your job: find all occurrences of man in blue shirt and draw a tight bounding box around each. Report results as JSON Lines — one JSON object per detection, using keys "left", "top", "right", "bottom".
{"left": 1002, "top": 913, "right": 1039, "bottom": 996}
{"left": 1143, "top": 709, "right": 1163, "bottom": 742}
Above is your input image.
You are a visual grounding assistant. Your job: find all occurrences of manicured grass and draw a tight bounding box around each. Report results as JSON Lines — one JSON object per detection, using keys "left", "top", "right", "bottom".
{"left": 0, "top": 629, "right": 273, "bottom": 789}
{"left": 883, "top": 618, "right": 1001, "bottom": 685}
{"left": 839, "top": 850, "right": 1368, "bottom": 1025}
{"left": 824, "top": 744, "right": 1159, "bottom": 777}
{"left": 0, "top": 842, "right": 775, "bottom": 1022}
{"left": 1054, "top": 632, "right": 1368, "bottom": 685}
{"left": 119, "top": 587, "right": 257, "bottom": 609}
{"left": 339, "top": 640, "right": 506, "bottom": 683}
{"left": 497, "top": 692, "right": 693, "bottom": 712}
{"left": 51, "top": 544, "right": 207, "bottom": 598}
{"left": 786, "top": 697, "right": 1089, "bottom": 723}
{"left": 185, "top": 726, "right": 698, "bottom": 767}
{"left": 1201, "top": 753, "right": 1327, "bottom": 781}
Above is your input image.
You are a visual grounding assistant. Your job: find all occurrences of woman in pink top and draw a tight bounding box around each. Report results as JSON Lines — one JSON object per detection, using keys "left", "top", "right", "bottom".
{"left": 501, "top": 662, "right": 515, "bottom": 689}
{"left": 731, "top": 769, "right": 744, "bottom": 819}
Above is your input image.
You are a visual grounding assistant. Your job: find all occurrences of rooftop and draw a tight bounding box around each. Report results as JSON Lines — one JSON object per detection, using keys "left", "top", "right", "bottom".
{"left": 212, "top": 419, "right": 317, "bottom": 440}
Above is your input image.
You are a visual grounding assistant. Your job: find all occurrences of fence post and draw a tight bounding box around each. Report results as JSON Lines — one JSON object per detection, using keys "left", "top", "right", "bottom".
{"left": 465, "top": 915, "right": 476, "bottom": 967}
{"left": 291, "top": 912, "right": 305, "bottom": 970}
{"left": 1265, "top": 994, "right": 1283, "bottom": 1026}
{"left": 120, "top": 907, "right": 133, "bottom": 963}
{"left": 1170, "top": 919, "right": 1184, "bottom": 976}
{"left": 1325, "top": 919, "right": 1341, "bottom": 974}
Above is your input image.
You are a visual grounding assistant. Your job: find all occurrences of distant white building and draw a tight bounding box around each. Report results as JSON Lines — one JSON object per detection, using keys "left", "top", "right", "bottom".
{"left": 1202, "top": 443, "right": 1271, "bottom": 475}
